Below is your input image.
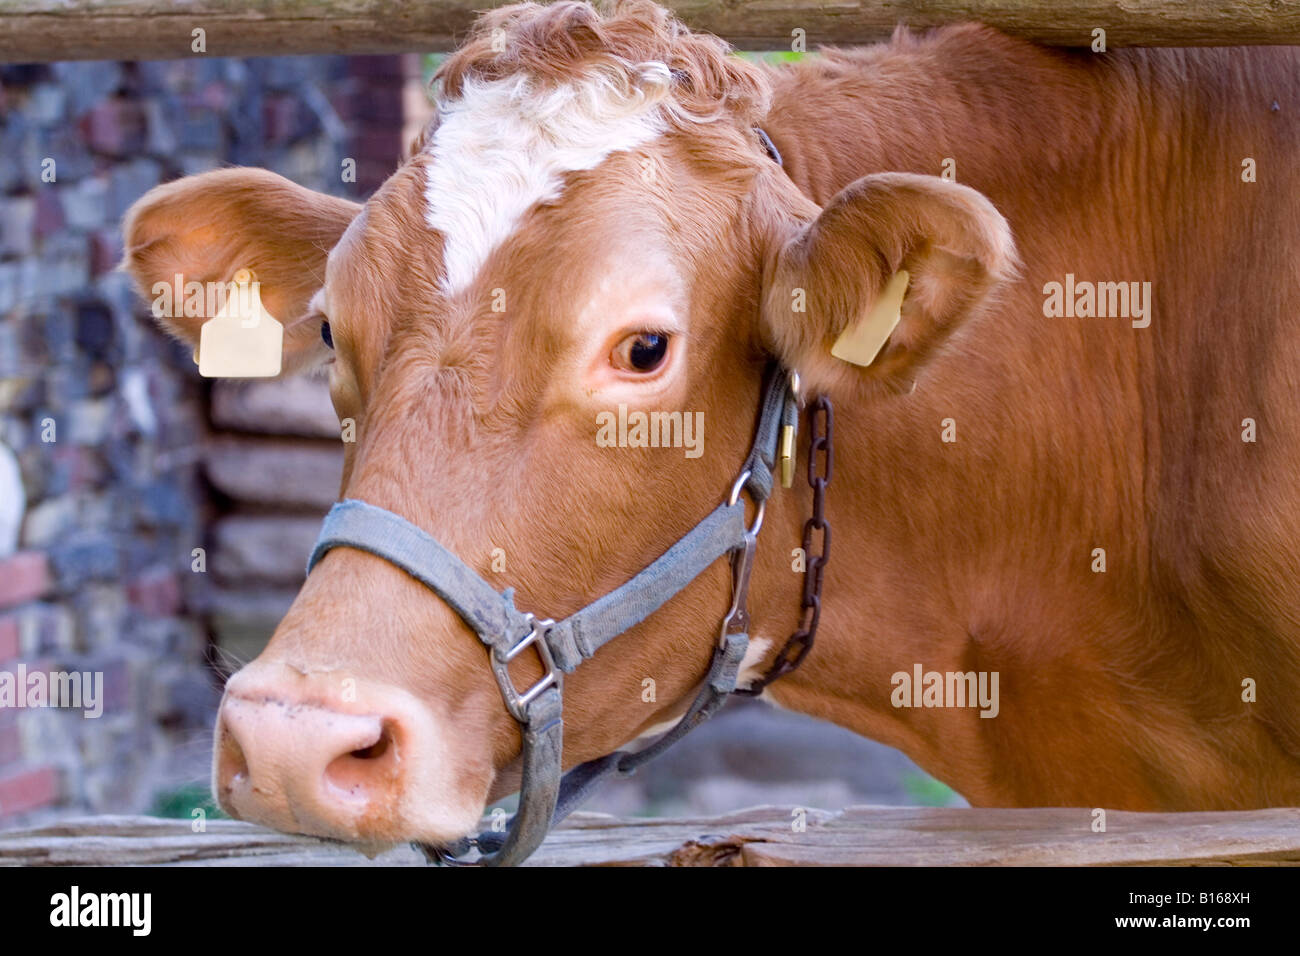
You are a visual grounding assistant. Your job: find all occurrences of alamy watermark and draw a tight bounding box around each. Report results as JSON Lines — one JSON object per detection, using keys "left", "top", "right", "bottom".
{"left": 50, "top": 886, "right": 151, "bottom": 936}
{"left": 891, "top": 664, "right": 1000, "bottom": 718}
{"left": 595, "top": 405, "right": 704, "bottom": 459}
{"left": 0, "top": 665, "right": 104, "bottom": 718}
{"left": 151, "top": 273, "right": 262, "bottom": 323}
{"left": 1043, "top": 273, "right": 1152, "bottom": 328}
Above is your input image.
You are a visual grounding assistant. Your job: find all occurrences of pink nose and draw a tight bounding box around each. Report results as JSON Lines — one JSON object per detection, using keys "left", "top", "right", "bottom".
{"left": 216, "top": 696, "right": 400, "bottom": 842}
{"left": 212, "top": 664, "right": 481, "bottom": 844}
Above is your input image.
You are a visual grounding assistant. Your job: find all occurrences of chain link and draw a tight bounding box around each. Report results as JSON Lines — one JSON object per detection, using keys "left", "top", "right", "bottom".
{"left": 735, "top": 395, "right": 832, "bottom": 696}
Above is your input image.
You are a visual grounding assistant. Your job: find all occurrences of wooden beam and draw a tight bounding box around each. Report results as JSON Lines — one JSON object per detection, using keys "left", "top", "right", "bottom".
{"left": 4, "top": 806, "right": 1299, "bottom": 865}
{"left": 0, "top": 0, "right": 1298, "bottom": 63}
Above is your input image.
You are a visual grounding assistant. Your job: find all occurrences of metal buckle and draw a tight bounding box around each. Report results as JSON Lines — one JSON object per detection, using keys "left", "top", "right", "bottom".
{"left": 719, "top": 531, "right": 757, "bottom": 648}
{"left": 490, "top": 613, "right": 560, "bottom": 722}
{"left": 728, "top": 469, "right": 766, "bottom": 535}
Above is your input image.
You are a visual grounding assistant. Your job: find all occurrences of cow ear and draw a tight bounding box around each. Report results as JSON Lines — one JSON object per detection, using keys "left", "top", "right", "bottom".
{"left": 761, "top": 172, "right": 1017, "bottom": 398}
{"left": 121, "top": 168, "right": 361, "bottom": 376}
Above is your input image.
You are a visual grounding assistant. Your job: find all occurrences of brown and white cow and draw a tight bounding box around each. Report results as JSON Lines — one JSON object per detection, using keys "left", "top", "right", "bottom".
{"left": 123, "top": 0, "right": 1300, "bottom": 847}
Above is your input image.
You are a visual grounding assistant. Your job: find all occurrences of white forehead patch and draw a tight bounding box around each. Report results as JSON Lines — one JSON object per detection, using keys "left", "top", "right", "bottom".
{"left": 423, "top": 64, "right": 671, "bottom": 294}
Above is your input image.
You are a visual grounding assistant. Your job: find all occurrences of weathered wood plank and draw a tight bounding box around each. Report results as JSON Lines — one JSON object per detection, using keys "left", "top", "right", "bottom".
{"left": 0, "top": 0, "right": 1298, "bottom": 63}
{"left": 2, "top": 806, "right": 1298, "bottom": 866}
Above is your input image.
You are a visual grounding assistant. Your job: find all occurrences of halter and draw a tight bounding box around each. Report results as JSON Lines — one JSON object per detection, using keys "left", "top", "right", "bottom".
{"left": 306, "top": 364, "right": 813, "bottom": 865}
{"left": 303, "top": 128, "right": 814, "bottom": 866}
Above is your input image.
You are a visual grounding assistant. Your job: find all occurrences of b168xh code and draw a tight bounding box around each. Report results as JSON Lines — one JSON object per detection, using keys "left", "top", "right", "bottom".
{"left": 1202, "top": 893, "right": 1250, "bottom": 904}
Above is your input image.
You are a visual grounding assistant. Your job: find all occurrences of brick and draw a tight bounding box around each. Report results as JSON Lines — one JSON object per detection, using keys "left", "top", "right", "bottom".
{"left": 0, "top": 615, "right": 17, "bottom": 662}
{"left": 179, "top": 153, "right": 222, "bottom": 177}
{"left": 134, "top": 60, "right": 186, "bottom": 95}
{"left": 41, "top": 326, "right": 82, "bottom": 381}
{"left": 79, "top": 97, "right": 148, "bottom": 157}
{"left": 21, "top": 495, "right": 78, "bottom": 549}
{"left": 95, "top": 656, "right": 130, "bottom": 714}
{"left": 50, "top": 60, "right": 123, "bottom": 118}
{"left": 74, "top": 584, "right": 127, "bottom": 650}
{"left": 87, "top": 361, "right": 114, "bottom": 395}
{"left": 200, "top": 585, "right": 296, "bottom": 663}
{"left": 59, "top": 175, "right": 109, "bottom": 232}
{"left": 135, "top": 478, "right": 192, "bottom": 528}
{"left": 0, "top": 552, "right": 50, "bottom": 609}
{"left": 106, "top": 158, "right": 162, "bottom": 221}
{"left": 25, "top": 83, "right": 66, "bottom": 126}
{"left": 15, "top": 602, "right": 76, "bottom": 655}
{"left": 66, "top": 398, "right": 112, "bottom": 445}
{"left": 114, "top": 367, "right": 157, "bottom": 437}
{"left": 196, "top": 80, "right": 233, "bottom": 113}
{"left": 0, "top": 196, "right": 37, "bottom": 258}
{"left": 0, "top": 765, "right": 61, "bottom": 818}
{"left": 0, "top": 329, "right": 23, "bottom": 385}
{"left": 75, "top": 301, "right": 116, "bottom": 358}
{"left": 0, "top": 125, "right": 32, "bottom": 195}
{"left": 177, "top": 110, "right": 224, "bottom": 152}
{"left": 126, "top": 568, "right": 181, "bottom": 618}
{"left": 212, "top": 514, "right": 321, "bottom": 584}
{"left": 0, "top": 723, "right": 19, "bottom": 766}
{"left": 89, "top": 229, "right": 123, "bottom": 277}
{"left": 142, "top": 99, "right": 177, "bottom": 154}
{"left": 210, "top": 376, "right": 339, "bottom": 438}
{"left": 0, "top": 261, "right": 33, "bottom": 315}
{"left": 204, "top": 437, "right": 342, "bottom": 509}
{"left": 35, "top": 231, "right": 90, "bottom": 299}
{"left": 49, "top": 535, "right": 121, "bottom": 589}
{"left": 0, "top": 441, "right": 22, "bottom": 557}
{"left": 31, "top": 124, "right": 95, "bottom": 184}
{"left": 44, "top": 445, "right": 106, "bottom": 495}
{"left": 33, "top": 189, "right": 65, "bottom": 242}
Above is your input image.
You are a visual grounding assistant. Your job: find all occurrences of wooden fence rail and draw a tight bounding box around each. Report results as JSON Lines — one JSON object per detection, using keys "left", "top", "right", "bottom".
{"left": 3, "top": 806, "right": 1299, "bottom": 866}
{"left": 1, "top": 1, "right": 1299, "bottom": 63}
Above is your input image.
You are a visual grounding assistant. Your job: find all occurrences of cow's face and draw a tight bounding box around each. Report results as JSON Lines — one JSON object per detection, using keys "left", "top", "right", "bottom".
{"left": 123, "top": 1, "right": 1014, "bottom": 847}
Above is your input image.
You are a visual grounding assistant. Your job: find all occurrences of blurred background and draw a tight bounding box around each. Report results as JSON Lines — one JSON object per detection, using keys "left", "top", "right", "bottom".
{"left": 0, "top": 51, "right": 960, "bottom": 829}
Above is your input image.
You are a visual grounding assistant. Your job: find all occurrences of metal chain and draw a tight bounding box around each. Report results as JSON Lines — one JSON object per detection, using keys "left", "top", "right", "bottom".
{"left": 735, "top": 395, "right": 833, "bottom": 696}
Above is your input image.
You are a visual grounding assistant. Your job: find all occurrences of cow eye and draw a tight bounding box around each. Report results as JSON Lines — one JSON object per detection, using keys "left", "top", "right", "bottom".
{"left": 612, "top": 332, "right": 669, "bottom": 373}
{"left": 321, "top": 320, "right": 333, "bottom": 349}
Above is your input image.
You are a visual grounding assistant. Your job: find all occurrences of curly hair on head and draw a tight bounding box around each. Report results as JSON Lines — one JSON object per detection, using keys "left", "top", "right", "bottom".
{"left": 433, "top": 0, "right": 772, "bottom": 133}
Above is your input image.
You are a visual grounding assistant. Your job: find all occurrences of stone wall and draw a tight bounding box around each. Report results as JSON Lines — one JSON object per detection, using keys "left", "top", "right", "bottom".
{"left": 0, "top": 54, "right": 403, "bottom": 824}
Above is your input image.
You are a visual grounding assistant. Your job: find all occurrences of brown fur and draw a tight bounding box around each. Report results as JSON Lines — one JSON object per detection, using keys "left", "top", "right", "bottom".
{"left": 122, "top": 0, "right": 1300, "bottom": 843}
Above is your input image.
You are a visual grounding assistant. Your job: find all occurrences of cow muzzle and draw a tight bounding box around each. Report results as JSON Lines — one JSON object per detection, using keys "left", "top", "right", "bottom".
{"left": 213, "top": 660, "right": 485, "bottom": 846}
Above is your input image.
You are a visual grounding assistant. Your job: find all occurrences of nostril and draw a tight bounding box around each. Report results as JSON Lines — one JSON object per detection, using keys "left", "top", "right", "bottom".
{"left": 215, "top": 716, "right": 250, "bottom": 803}
{"left": 350, "top": 734, "right": 390, "bottom": 761}
{"left": 324, "top": 720, "right": 399, "bottom": 801}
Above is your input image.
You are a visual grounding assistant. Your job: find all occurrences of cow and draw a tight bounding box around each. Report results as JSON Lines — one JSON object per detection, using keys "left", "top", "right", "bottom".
{"left": 122, "top": 0, "right": 1300, "bottom": 855}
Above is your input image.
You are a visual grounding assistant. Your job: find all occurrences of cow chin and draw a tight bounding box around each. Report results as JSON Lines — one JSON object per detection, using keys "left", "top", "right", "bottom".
{"left": 211, "top": 660, "right": 489, "bottom": 847}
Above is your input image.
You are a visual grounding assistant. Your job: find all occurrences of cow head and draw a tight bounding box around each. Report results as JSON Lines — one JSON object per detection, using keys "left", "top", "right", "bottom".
{"left": 122, "top": 0, "right": 1014, "bottom": 847}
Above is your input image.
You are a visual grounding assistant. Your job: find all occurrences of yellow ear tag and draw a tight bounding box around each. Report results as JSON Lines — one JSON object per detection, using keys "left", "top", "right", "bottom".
{"left": 830, "top": 269, "right": 909, "bottom": 367}
{"left": 197, "top": 268, "right": 283, "bottom": 378}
